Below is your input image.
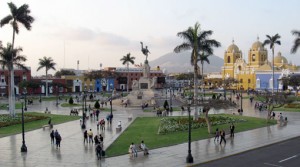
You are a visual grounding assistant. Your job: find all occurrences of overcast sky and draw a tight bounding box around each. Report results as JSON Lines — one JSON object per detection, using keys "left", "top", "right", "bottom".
{"left": 0, "top": 0, "right": 299, "bottom": 76}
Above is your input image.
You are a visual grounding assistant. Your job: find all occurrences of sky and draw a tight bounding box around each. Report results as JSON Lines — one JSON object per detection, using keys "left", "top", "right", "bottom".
{"left": 0, "top": 0, "right": 299, "bottom": 76}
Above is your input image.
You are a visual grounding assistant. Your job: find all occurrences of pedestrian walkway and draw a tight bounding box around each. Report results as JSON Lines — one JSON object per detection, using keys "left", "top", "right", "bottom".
{"left": 0, "top": 96, "right": 299, "bottom": 167}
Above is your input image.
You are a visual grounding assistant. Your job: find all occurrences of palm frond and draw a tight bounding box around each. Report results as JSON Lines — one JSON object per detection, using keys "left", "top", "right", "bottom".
{"left": 291, "top": 38, "right": 300, "bottom": 54}
{"left": 0, "top": 15, "right": 13, "bottom": 27}
{"left": 174, "top": 43, "right": 192, "bottom": 53}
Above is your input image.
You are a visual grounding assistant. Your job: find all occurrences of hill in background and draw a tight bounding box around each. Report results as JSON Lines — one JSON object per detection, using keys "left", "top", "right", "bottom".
{"left": 149, "top": 51, "right": 224, "bottom": 73}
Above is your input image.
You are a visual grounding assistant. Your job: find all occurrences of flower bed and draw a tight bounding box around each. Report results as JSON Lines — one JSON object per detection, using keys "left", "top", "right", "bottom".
{"left": 158, "top": 115, "right": 246, "bottom": 134}
{"left": 0, "top": 114, "right": 48, "bottom": 128}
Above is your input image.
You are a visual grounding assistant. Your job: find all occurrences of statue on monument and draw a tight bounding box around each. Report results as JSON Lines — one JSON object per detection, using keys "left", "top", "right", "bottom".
{"left": 140, "top": 42, "right": 150, "bottom": 61}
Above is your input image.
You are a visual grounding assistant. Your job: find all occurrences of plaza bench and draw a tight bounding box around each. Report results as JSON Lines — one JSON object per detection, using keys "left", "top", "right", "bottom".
{"left": 45, "top": 110, "right": 51, "bottom": 114}
{"left": 42, "top": 124, "right": 53, "bottom": 130}
{"left": 129, "top": 145, "right": 149, "bottom": 157}
{"left": 116, "top": 126, "right": 122, "bottom": 132}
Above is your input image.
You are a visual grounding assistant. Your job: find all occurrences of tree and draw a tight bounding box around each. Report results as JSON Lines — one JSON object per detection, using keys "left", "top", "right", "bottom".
{"left": 198, "top": 52, "right": 211, "bottom": 99}
{"left": 262, "top": 34, "right": 281, "bottom": 95}
{"left": 68, "top": 97, "right": 74, "bottom": 104}
{"left": 0, "top": 43, "right": 27, "bottom": 116}
{"left": 174, "top": 22, "right": 220, "bottom": 119}
{"left": 0, "top": 2, "right": 34, "bottom": 117}
{"left": 120, "top": 53, "right": 135, "bottom": 92}
{"left": 94, "top": 100, "right": 100, "bottom": 109}
{"left": 255, "top": 92, "right": 292, "bottom": 122}
{"left": 285, "top": 74, "right": 300, "bottom": 95}
{"left": 54, "top": 69, "right": 75, "bottom": 77}
{"left": 37, "top": 57, "right": 56, "bottom": 97}
{"left": 291, "top": 30, "right": 300, "bottom": 54}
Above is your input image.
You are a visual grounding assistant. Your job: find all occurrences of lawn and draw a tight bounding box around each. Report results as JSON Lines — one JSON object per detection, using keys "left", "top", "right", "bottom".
{"left": 273, "top": 107, "right": 300, "bottom": 112}
{"left": 60, "top": 103, "right": 83, "bottom": 107}
{"left": 0, "top": 112, "right": 80, "bottom": 138}
{"left": 143, "top": 107, "right": 181, "bottom": 112}
{"left": 106, "top": 114, "right": 276, "bottom": 157}
{"left": 0, "top": 102, "right": 23, "bottom": 110}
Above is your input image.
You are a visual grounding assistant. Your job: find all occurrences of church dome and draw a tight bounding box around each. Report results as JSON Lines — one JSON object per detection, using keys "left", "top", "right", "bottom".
{"left": 227, "top": 43, "right": 239, "bottom": 53}
{"left": 251, "top": 41, "right": 264, "bottom": 50}
{"left": 274, "top": 52, "right": 288, "bottom": 64}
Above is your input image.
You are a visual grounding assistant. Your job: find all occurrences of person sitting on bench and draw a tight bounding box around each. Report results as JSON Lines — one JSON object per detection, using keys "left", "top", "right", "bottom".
{"left": 140, "top": 140, "right": 149, "bottom": 155}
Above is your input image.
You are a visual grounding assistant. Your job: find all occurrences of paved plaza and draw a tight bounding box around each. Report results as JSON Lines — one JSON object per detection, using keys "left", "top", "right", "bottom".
{"left": 0, "top": 96, "right": 300, "bottom": 167}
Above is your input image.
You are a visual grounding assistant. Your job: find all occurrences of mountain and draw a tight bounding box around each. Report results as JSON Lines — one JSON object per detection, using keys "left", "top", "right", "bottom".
{"left": 149, "top": 51, "right": 224, "bottom": 73}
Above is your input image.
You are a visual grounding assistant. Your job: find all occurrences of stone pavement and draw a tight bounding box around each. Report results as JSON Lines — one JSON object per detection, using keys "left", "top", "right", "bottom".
{"left": 0, "top": 96, "right": 299, "bottom": 167}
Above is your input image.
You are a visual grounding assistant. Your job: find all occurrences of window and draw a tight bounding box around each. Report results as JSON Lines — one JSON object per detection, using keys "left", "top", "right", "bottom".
{"left": 240, "top": 79, "right": 243, "bottom": 83}
{"left": 227, "top": 56, "right": 231, "bottom": 63}
{"left": 252, "top": 54, "right": 255, "bottom": 61}
{"left": 248, "top": 79, "right": 251, "bottom": 83}
{"left": 238, "top": 66, "right": 241, "bottom": 71}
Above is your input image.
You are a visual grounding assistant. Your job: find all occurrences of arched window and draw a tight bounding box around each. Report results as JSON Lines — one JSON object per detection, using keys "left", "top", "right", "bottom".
{"left": 252, "top": 54, "right": 256, "bottom": 61}
{"left": 227, "top": 56, "right": 231, "bottom": 63}
{"left": 248, "top": 79, "right": 251, "bottom": 83}
{"left": 238, "top": 66, "right": 242, "bottom": 71}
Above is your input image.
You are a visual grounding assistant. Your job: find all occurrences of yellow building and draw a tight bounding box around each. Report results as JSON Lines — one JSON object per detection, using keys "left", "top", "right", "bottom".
{"left": 62, "top": 75, "right": 95, "bottom": 93}
{"left": 222, "top": 38, "right": 297, "bottom": 90}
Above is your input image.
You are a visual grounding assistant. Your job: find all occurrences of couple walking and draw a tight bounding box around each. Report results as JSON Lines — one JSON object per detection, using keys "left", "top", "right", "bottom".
{"left": 214, "top": 123, "right": 235, "bottom": 145}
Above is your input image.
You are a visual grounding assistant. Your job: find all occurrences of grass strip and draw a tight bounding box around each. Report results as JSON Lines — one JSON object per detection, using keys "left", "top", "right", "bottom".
{"left": 106, "top": 114, "right": 276, "bottom": 157}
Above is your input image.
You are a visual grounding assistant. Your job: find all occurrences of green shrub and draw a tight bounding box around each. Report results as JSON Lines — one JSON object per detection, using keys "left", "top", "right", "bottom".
{"left": 69, "top": 97, "right": 74, "bottom": 104}
{"left": 94, "top": 100, "right": 100, "bottom": 109}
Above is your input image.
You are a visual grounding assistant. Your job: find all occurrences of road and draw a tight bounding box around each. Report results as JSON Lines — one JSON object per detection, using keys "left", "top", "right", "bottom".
{"left": 196, "top": 137, "right": 300, "bottom": 167}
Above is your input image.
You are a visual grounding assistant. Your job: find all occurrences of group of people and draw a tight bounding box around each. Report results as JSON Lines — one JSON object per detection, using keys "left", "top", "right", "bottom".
{"left": 214, "top": 123, "right": 235, "bottom": 145}
{"left": 50, "top": 129, "right": 62, "bottom": 149}
{"left": 129, "top": 141, "right": 149, "bottom": 157}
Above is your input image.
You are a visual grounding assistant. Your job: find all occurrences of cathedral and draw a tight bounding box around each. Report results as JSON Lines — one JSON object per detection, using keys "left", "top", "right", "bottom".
{"left": 222, "top": 38, "right": 299, "bottom": 90}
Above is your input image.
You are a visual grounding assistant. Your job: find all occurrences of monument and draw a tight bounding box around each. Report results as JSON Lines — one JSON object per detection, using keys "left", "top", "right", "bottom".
{"left": 123, "top": 42, "right": 158, "bottom": 106}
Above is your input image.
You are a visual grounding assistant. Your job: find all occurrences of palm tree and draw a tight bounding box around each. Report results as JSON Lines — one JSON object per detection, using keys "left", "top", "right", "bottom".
{"left": 0, "top": 43, "right": 28, "bottom": 116}
{"left": 120, "top": 53, "right": 135, "bottom": 92}
{"left": 1, "top": 2, "right": 34, "bottom": 117}
{"left": 37, "top": 57, "right": 56, "bottom": 97}
{"left": 0, "top": 2, "right": 34, "bottom": 49}
{"left": 174, "top": 22, "right": 220, "bottom": 120}
{"left": 291, "top": 30, "right": 300, "bottom": 54}
{"left": 262, "top": 34, "right": 281, "bottom": 95}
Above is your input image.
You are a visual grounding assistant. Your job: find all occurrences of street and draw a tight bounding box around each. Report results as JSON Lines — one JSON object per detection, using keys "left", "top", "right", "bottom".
{"left": 197, "top": 137, "right": 300, "bottom": 167}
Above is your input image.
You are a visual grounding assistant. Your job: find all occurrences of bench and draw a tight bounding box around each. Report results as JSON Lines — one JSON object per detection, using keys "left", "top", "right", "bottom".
{"left": 116, "top": 126, "right": 122, "bottom": 132}
{"left": 128, "top": 116, "right": 132, "bottom": 121}
{"left": 42, "top": 124, "right": 53, "bottom": 130}
{"left": 45, "top": 111, "right": 51, "bottom": 114}
{"left": 129, "top": 145, "right": 149, "bottom": 157}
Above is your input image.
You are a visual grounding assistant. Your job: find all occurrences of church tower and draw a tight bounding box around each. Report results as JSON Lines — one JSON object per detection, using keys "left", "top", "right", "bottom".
{"left": 222, "top": 40, "right": 242, "bottom": 79}
{"left": 248, "top": 37, "right": 268, "bottom": 69}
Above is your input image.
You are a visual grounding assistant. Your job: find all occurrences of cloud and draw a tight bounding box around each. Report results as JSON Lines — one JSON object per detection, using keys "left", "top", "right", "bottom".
{"left": 50, "top": 27, "right": 132, "bottom": 46}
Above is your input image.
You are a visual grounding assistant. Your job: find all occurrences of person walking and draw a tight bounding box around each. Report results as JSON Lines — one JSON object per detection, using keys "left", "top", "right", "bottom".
{"left": 214, "top": 128, "right": 220, "bottom": 142}
{"left": 230, "top": 123, "right": 235, "bottom": 137}
{"left": 83, "top": 130, "right": 88, "bottom": 144}
{"left": 87, "top": 129, "right": 94, "bottom": 144}
{"left": 220, "top": 130, "right": 226, "bottom": 145}
{"left": 50, "top": 130, "right": 55, "bottom": 144}
{"left": 55, "top": 131, "right": 62, "bottom": 148}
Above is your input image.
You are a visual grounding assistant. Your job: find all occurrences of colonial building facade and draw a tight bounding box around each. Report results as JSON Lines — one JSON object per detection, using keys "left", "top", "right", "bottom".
{"left": 222, "top": 38, "right": 299, "bottom": 90}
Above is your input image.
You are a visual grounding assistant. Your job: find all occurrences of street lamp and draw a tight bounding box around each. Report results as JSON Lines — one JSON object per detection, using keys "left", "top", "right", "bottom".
{"left": 81, "top": 91, "right": 86, "bottom": 129}
{"left": 56, "top": 85, "right": 59, "bottom": 106}
{"left": 23, "top": 88, "right": 27, "bottom": 111}
{"left": 39, "top": 85, "right": 42, "bottom": 103}
{"left": 20, "top": 102, "right": 27, "bottom": 152}
{"left": 186, "top": 96, "right": 193, "bottom": 163}
{"left": 169, "top": 85, "right": 173, "bottom": 113}
{"left": 240, "top": 87, "right": 243, "bottom": 113}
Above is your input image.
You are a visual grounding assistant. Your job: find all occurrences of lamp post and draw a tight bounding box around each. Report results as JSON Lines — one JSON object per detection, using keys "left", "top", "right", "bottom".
{"left": 56, "top": 85, "right": 59, "bottom": 106}
{"left": 169, "top": 85, "right": 173, "bottom": 113}
{"left": 240, "top": 88, "right": 243, "bottom": 112}
{"left": 24, "top": 88, "right": 27, "bottom": 111}
{"left": 81, "top": 91, "right": 86, "bottom": 129}
{"left": 20, "top": 102, "right": 27, "bottom": 152}
{"left": 186, "top": 96, "right": 193, "bottom": 163}
{"left": 39, "top": 85, "right": 42, "bottom": 103}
